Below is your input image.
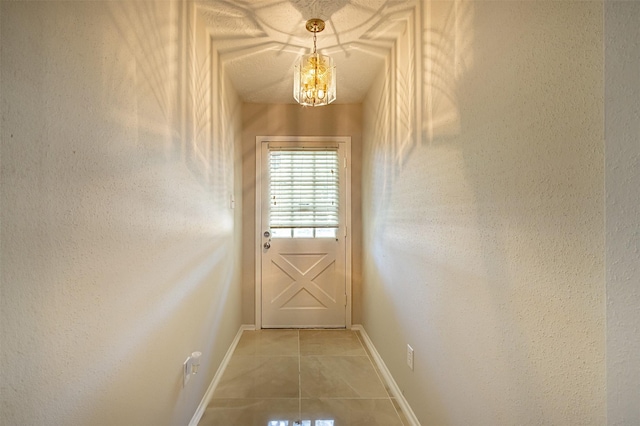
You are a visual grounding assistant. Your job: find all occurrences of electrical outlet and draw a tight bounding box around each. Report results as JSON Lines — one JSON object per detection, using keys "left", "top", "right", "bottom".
{"left": 407, "top": 344, "right": 414, "bottom": 370}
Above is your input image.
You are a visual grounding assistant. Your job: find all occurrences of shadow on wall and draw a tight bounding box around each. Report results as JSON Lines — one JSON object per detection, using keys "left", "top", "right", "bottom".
{"left": 366, "top": 0, "right": 473, "bottom": 172}
{"left": 365, "top": 0, "right": 473, "bottom": 238}
{"left": 103, "top": 0, "right": 473, "bottom": 199}
{"left": 198, "top": 0, "right": 472, "bottom": 168}
{"left": 363, "top": 1, "right": 605, "bottom": 423}
{"left": 192, "top": 0, "right": 458, "bottom": 104}
{"left": 0, "top": 1, "right": 240, "bottom": 425}
{"left": 107, "top": 1, "right": 238, "bottom": 196}
{"left": 361, "top": 1, "right": 488, "bottom": 421}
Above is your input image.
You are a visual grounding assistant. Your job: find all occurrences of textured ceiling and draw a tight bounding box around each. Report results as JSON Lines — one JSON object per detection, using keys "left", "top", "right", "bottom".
{"left": 198, "top": 0, "right": 415, "bottom": 104}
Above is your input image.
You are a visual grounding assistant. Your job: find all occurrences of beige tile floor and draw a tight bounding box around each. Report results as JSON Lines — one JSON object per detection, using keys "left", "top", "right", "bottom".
{"left": 199, "top": 329, "right": 410, "bottom": 426}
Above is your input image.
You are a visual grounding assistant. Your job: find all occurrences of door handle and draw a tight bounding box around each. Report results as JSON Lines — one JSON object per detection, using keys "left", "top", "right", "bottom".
{"left": 263, "top": 241, "right": 271, "bottom": 249}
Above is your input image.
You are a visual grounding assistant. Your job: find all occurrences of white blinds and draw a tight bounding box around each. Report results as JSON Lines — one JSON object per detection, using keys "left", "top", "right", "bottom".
{"left": 269, "top": 149, "right": 339, "bottom": 228}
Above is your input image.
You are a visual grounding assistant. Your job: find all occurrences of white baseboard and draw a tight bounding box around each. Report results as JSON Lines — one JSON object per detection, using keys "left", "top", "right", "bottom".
{"left": 188, "top": 324, "right": 255, "bottom": 426}
{"left": 351, "top": 324, "right": 421, "bottom": 426}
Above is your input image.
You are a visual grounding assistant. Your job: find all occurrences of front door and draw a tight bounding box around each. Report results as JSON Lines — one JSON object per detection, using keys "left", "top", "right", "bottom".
{"left": 258, "top": 138, "right": 350, "bottom": 328}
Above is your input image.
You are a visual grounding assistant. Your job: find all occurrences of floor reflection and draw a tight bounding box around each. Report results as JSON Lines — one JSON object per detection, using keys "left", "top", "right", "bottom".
{"left": 269, "top": 421, "right": 334, "bottom": 426}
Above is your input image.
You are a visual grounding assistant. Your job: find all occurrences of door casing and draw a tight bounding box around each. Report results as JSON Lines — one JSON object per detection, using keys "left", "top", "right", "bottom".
{"left": 255, "top": 136, "right": 352, "bottom": 329}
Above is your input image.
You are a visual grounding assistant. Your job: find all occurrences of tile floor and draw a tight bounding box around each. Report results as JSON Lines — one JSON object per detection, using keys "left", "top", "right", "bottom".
{"left": 198, "top": 329, "right": 410, "bottom": 426}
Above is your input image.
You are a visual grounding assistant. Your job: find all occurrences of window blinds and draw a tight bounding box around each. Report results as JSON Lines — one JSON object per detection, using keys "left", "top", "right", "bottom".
{"left": 269, "top": 149, "right": 339, "bottom": 228}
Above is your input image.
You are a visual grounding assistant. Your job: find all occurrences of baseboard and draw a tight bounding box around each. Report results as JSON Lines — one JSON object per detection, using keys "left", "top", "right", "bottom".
{"left": 351, "top": 324, "right": 421, "bottom": 426}
{"left": 188, "top": 324, "right": 255, "bottom": 426}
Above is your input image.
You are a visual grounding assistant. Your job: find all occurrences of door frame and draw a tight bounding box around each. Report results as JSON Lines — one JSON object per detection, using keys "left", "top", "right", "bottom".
{"left": 255, "top": 136, "right": 352, "bottom": 330}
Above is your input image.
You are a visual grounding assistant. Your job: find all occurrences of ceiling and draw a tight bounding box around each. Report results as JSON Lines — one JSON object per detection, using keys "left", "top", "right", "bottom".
{"left": 198, "top": 0, "right": 415, "bottom": 104}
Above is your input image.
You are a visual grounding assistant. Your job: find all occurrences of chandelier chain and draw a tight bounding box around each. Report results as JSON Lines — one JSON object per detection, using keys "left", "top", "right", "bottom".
{"left": 313, "top": 26, "right": 317, "bottom": 53}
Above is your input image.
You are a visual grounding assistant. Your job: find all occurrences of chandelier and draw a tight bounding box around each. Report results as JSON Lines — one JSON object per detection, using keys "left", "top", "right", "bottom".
{"left": 293, "top": 19, "right": 336, "bottom": 106}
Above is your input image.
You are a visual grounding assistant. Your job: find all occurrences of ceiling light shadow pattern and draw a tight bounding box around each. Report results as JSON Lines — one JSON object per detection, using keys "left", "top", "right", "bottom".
{"left": 190, "top": 0, "right": 473, "bottom": 182}
{"left": 195, "top": 0, "right": 410, "bottom": 104}
{"left": 184, "top": 5, "right": 216, "bottom": 186}
{"left": 150, "top": 0, "right": 239, "bottom": 204}
{"left": 362, "top": 0, "right": 473, "bottom": 177}
{"left": 106, "top": 1, "right": 176, "bottom": 125}
{"left": 422, "top": 0, "right": 474, "bottom": 144}
{"left": 362, "top": 0, "right": 474, "bottom": 245}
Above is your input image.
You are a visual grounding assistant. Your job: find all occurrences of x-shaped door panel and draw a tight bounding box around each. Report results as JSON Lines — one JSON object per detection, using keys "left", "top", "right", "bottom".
{"left": 269, "top": 252, "right": 338, "bottom": 309}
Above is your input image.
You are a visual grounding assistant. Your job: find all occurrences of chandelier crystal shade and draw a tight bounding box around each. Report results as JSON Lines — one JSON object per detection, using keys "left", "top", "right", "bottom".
{"left": 294, "top": 19, "right": 336, "bottom": 107}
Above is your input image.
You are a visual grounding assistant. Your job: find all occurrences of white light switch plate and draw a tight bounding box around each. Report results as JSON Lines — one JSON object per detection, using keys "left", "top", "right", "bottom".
{"left": 183, "top": 357, "right": 191, "bottom": 387}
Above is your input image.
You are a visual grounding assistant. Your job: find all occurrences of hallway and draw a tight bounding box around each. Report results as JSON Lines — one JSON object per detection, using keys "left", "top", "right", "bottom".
{"left": 2, "top": 1, "right": 639, "bottom": 425}
{"left": 198, "top": 330, "right": 409, "bottom": 425}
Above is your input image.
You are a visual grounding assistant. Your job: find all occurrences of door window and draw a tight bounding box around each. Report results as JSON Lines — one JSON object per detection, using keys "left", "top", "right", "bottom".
{"left": 269, "top": 149, "right": 339, "bottom": 239}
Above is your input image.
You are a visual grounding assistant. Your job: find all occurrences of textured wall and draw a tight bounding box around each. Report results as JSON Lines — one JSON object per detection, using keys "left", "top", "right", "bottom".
{"left": 361, "top": 1, "right": 605, "bottom": 424}
{"left": 0, "top": 2, "right": 243, "bottom": 425}
{"left": 605, "top": 2, "right": 640, "bottom": 424}
{"left": 241, "top": 103, "right": 363, "bottom": 324}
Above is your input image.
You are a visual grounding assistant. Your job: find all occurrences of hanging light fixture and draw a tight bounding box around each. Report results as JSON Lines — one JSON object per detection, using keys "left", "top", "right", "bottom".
{"left": 294, "top": 18, "right": 336, "bottom": 106}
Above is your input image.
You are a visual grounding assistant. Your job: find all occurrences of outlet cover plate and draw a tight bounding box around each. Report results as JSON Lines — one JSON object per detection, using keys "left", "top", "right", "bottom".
{"left": 407, "top": 345, "right": 414, "bottom": 370}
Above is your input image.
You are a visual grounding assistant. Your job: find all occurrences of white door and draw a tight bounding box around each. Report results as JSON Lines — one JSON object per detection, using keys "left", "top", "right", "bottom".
{"left": 258, "top": 138, "right": 350, "bottom": 328}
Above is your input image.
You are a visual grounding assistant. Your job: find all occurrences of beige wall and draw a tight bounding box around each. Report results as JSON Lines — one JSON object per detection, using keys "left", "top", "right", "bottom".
{"left": 241, "top": 103, "right": 363, "bottom": 325}
{"left": 0, "top": 2, "right": 243, "bottom": 425}
{"left": 362, "top": 1, "right": 605, "bottom": 424}
{"left": 605, "top": 2, "right": 640, "bottom": 424}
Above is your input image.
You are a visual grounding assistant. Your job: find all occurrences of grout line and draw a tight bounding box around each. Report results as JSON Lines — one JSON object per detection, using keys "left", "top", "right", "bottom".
{"left": 297, "top": 329, "right": 301, "bottom": 424}
{"left": 299, "top": 396, "right": 391, "bottom": 400}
